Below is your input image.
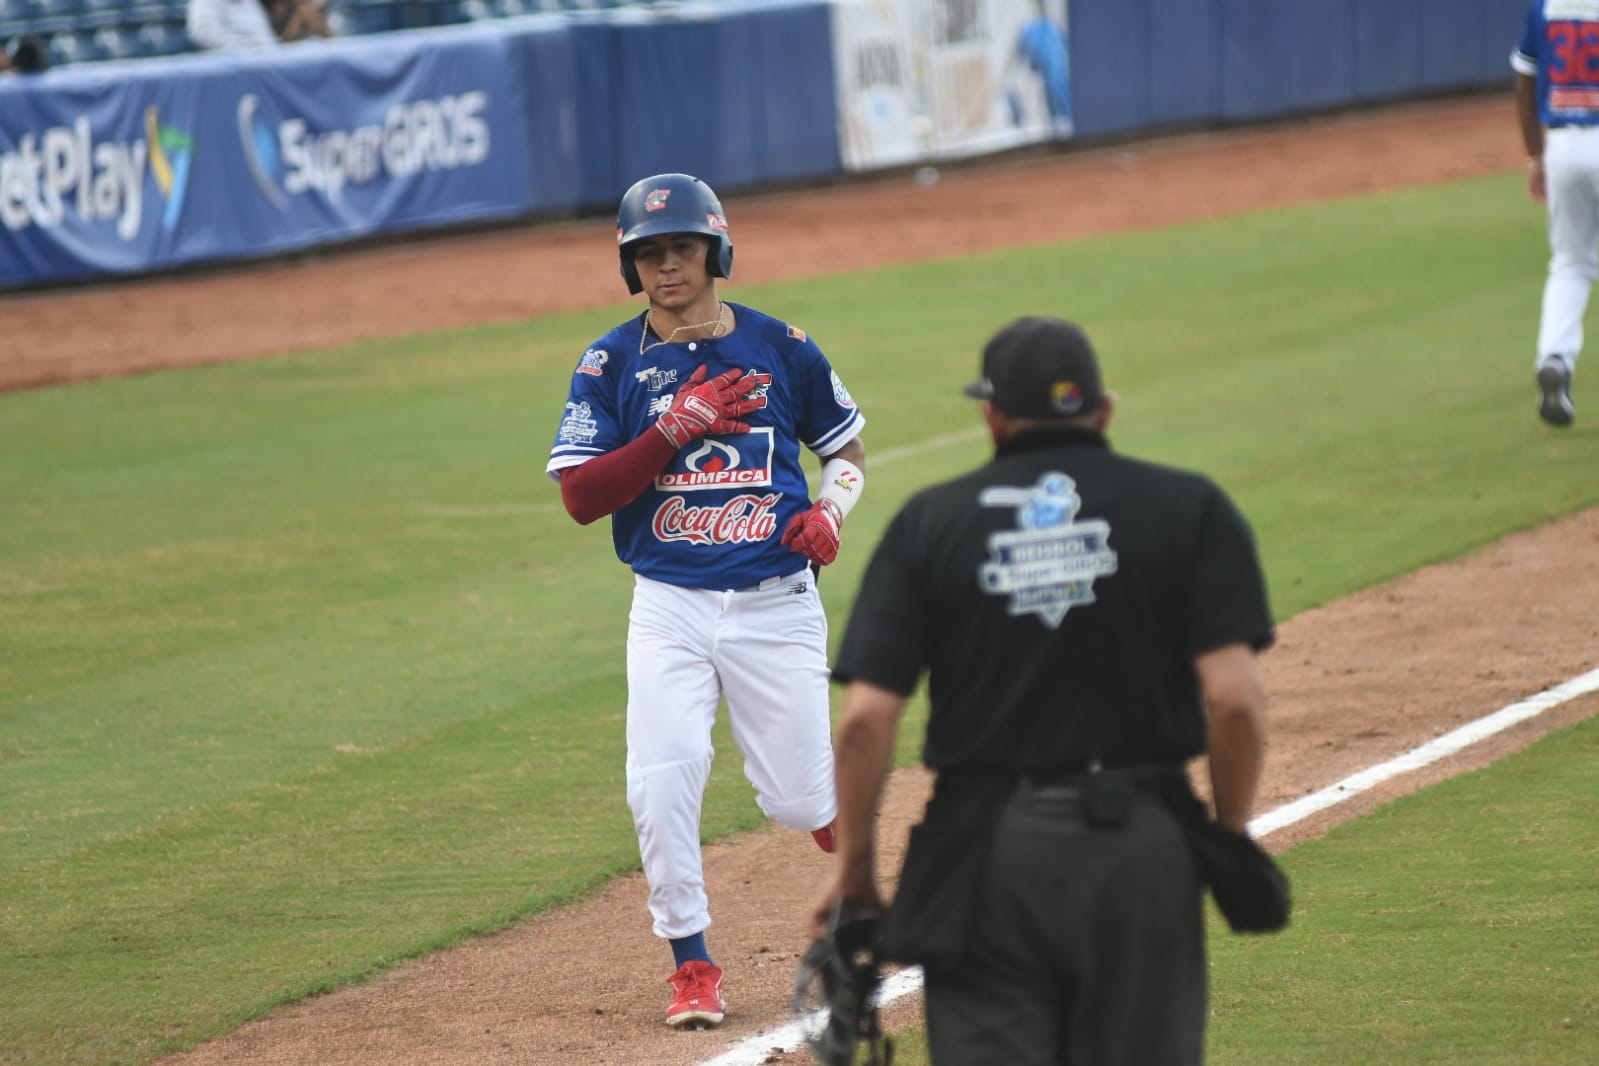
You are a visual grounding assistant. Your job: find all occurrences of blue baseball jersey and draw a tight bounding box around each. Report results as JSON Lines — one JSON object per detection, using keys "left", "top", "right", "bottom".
{"left": 1514, "top": 0, "right": 1599, "bottom": 128}
{"left": 546, "top": 303, "right": 866, "bottom": 589}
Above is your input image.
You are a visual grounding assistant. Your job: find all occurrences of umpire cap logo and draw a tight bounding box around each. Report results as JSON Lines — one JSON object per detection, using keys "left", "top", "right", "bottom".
{"left": 977, "top": 472, "right": 1118, "bottom": 628}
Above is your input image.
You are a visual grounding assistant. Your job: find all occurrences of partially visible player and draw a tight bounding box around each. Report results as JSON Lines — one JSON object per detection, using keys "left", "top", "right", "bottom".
{"left": 1512, "top": 0, "right": 1599, "bottom": 426}
{"left": 545, "top": 173, "right": 867, "bottom": 1029}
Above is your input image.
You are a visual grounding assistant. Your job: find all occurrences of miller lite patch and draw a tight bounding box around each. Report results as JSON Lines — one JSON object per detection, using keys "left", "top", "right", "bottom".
{"left": 645, "top": 188, "right": 671, "bottom": 211}
{"left": 634, "top": 366, "right": 680, "bottom": 392}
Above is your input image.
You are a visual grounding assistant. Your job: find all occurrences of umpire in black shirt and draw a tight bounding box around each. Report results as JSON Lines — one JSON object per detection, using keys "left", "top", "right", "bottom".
{"left": 811, "top": 316, "right": 1274, "bottom": 1065}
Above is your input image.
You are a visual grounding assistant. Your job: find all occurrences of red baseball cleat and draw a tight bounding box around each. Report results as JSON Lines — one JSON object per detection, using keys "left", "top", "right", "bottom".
{"left": 810, "top": 822, "right": 836, "bottom": 853}
{"left": 666, "top": 960, "right": 725, "bottom": 1029}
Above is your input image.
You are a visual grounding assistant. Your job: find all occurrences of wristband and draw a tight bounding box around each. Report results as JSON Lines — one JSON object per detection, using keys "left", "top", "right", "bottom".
{"left": 816, "top": 457, "right": 865, "bottom": 518}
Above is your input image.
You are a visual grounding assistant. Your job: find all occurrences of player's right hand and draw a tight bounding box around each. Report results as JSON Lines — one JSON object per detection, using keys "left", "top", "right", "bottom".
{"left": 654, "top": 365, "right": 762, "bottom": 448}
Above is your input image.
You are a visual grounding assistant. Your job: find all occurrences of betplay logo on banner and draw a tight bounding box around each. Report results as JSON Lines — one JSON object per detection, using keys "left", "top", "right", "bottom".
{"left": 0, "top": 107, "right": 193, "bottom": 240}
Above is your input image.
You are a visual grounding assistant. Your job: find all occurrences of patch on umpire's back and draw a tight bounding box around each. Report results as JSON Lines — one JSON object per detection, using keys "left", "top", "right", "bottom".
{"left": 788, "top": 325, "right": 807, "bottom": 342}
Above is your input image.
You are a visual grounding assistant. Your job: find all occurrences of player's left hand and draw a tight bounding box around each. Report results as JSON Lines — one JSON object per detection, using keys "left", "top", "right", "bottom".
{"left": 781, "top": 499, "right": 844, "bottom": 566}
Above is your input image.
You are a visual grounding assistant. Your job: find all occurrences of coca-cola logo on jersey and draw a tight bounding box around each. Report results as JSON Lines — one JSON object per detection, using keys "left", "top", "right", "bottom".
{"left": 653, "top": 494, "right": 781, "bottom": 546}
{"left": 655, "top": 428, "right": 774, "bottom": 491}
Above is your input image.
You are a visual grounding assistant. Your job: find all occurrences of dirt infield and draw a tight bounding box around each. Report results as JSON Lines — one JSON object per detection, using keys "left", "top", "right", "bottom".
{"left": 10, "top": 93, "right": 1596, "bottom": 1065}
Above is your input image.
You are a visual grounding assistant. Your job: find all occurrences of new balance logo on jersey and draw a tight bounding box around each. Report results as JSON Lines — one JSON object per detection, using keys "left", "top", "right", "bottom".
{"left": 652, "top": 493, "right": 781, "bottom": 546}
{"left": 655, "top": 429, "right": 775, "bottom": 491}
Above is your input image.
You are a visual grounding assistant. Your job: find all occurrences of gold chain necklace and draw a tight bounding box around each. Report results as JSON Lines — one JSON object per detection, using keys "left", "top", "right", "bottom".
{"left": 640, "top": 302, "right": 728, "bottom": 355}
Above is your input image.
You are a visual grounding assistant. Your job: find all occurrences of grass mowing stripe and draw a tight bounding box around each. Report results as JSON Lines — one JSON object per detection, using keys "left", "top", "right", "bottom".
{"left": 2, "top": 173, "right": 1596, "bottom": 1064}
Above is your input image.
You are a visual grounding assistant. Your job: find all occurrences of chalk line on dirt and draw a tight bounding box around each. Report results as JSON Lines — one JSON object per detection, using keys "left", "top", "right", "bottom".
{"left": 695, "top": 664, "right": 1599, "bottom": 1066}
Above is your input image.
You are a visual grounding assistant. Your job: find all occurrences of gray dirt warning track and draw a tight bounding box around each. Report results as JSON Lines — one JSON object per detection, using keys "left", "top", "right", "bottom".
{"left": 19, "top": 93, "right": 1587, "bottom": 1065}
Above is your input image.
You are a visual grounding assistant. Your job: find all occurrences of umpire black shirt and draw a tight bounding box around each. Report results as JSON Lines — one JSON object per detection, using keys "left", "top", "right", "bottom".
{"left": 832, "top": 426, "right": 1274, "bottom": 772}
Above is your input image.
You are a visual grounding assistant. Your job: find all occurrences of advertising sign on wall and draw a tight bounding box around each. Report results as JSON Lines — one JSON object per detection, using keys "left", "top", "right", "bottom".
{"left": 830, "top": 0, "right": 1072, "bottom": 171}
{"left": 0, "top": 33, "right": 528, "bottom": 290}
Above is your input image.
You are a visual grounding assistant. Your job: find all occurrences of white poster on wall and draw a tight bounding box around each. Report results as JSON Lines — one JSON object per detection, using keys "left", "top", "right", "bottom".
{"left": 830, "top": 0, "right": 1072, "bottom": 172}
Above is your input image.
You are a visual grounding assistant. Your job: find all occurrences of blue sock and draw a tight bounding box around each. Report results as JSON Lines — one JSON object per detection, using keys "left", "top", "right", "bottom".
{"left": 670, "top": 932, "right": 711, "bottom": 968}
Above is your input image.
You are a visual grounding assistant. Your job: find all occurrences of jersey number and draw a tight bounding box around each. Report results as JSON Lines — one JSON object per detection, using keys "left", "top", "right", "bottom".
{"left": 1548, "top": 22, "right": 1599, "bottom": 85}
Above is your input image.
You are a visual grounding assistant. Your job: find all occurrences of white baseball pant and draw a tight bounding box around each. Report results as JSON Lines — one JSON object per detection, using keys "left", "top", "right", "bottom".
{"left": 625, "top": 568, "right": 836, "bottom": 939}
{"left": 1538, "top": 125, "right": 1599, "bottom": 371}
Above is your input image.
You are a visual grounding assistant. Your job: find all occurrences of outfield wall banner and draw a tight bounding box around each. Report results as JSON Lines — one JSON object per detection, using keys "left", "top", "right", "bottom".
{"left": 0, "top": 31, "right": 528, "bottom": 290}
{"left": 829, "top": 0, "right": 1072, "bottom": 172}
{"left": 0, "top": 70, "right": 208, "bottom": 287}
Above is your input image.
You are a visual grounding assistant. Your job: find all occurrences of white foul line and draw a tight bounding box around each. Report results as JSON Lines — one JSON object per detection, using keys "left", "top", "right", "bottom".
{"left": 1246, "top": 664, "right": 1599, "bottom": 837}
{"left": 696, "top": 665, "right": 1599, "bottom": 1066}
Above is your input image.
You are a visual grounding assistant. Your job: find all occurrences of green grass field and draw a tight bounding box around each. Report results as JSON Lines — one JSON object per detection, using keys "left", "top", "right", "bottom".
{"left": 2, "top": 171, "right": 1596, "bottom": 1064}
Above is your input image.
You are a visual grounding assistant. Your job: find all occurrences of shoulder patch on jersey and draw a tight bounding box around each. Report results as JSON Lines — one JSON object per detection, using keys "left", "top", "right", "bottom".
{"left": 830, "top": 369, "right": 856, "bottom": 409}
{"left": 576, "top": 348, "right": 609, "bottom": 377}
{"left": 787, "top": 325, "right": 807, "bottom": 342}
{"left": 558, "top": 401, "right": 600, "bottom": 444}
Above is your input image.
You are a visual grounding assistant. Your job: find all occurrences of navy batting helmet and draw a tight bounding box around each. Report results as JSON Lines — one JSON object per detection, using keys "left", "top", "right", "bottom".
{"left": 616, "top": 173, "right": 734, "bottom": 296}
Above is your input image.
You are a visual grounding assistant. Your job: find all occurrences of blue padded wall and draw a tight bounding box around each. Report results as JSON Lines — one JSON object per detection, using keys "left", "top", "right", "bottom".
{"left": 1147, "top": 0, "right": 1222, "bottom": 128}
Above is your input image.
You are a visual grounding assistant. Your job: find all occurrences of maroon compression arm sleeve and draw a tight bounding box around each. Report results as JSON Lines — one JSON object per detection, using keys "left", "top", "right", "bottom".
{"left": 559, "top": 427, "right": 679, "bottom": 525}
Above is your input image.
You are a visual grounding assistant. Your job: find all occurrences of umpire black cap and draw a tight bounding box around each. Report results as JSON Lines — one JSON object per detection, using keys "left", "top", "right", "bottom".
{"left": 963, "top": 316, "right": 1105, "bottom": 419}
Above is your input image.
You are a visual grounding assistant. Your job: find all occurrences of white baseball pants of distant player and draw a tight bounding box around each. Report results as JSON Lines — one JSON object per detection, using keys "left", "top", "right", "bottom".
{"left": 625, "top": 568, "right": 837, "bottom": 939}
{"left": 1538, "top": 125, "right": 1599, "bottom": 370}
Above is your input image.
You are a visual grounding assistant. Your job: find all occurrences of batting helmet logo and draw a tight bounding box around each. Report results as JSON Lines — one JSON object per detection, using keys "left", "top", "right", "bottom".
{"left": 645, "top": 188, "right": 671, "bottom": 211}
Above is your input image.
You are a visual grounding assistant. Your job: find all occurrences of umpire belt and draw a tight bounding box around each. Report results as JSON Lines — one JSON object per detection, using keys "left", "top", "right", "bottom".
{"left": 936, "top": 763, "right": 1185, "bottom": 806}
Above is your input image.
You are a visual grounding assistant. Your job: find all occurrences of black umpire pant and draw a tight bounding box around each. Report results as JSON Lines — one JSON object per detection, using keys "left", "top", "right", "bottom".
{"left": 923, "top": 780, "right": 1206, "bottom": 1066}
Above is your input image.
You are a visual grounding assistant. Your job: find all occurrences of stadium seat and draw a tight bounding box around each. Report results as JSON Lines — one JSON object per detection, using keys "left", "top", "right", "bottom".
{"left": 132, "top": 18, "right": 183, "bottom": 54}
{"left": 0, "top": 0, "right": 36, "bottom": 27}
{"left": 47, "top": 27, "right": 103, "bottom": 64}
{"left": 426, "top": 0, "right": 467, "bottom": 24}
{"left": 31, "top": 0, "right": 84, "bottom": 34}
{"left": 323, "top": 0, "right": 395, "bottom": 35}
{"left": 91, "top": 22, "right": 136, "bottom": 56}
{"left": 123, "top": 0, "right": 172, "bottom": 31}
{"left": 79, "top": 0, "right": 125, "bottom": 28}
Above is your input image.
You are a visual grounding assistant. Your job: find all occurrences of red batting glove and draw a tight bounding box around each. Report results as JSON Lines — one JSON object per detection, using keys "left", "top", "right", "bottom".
{"left": 781, "top": 499, "right": 844, "bottom": 566}
{"left": 654, "top": 365, "right": 763, "bottom": 449}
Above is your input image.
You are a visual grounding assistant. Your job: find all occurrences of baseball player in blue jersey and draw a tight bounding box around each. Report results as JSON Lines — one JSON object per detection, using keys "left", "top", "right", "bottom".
{"left": 545, "top": 173, "right": 867, "bottom": 1029}
{"left": 1513, "top": 0, "right": 1599, "bottom": 426}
